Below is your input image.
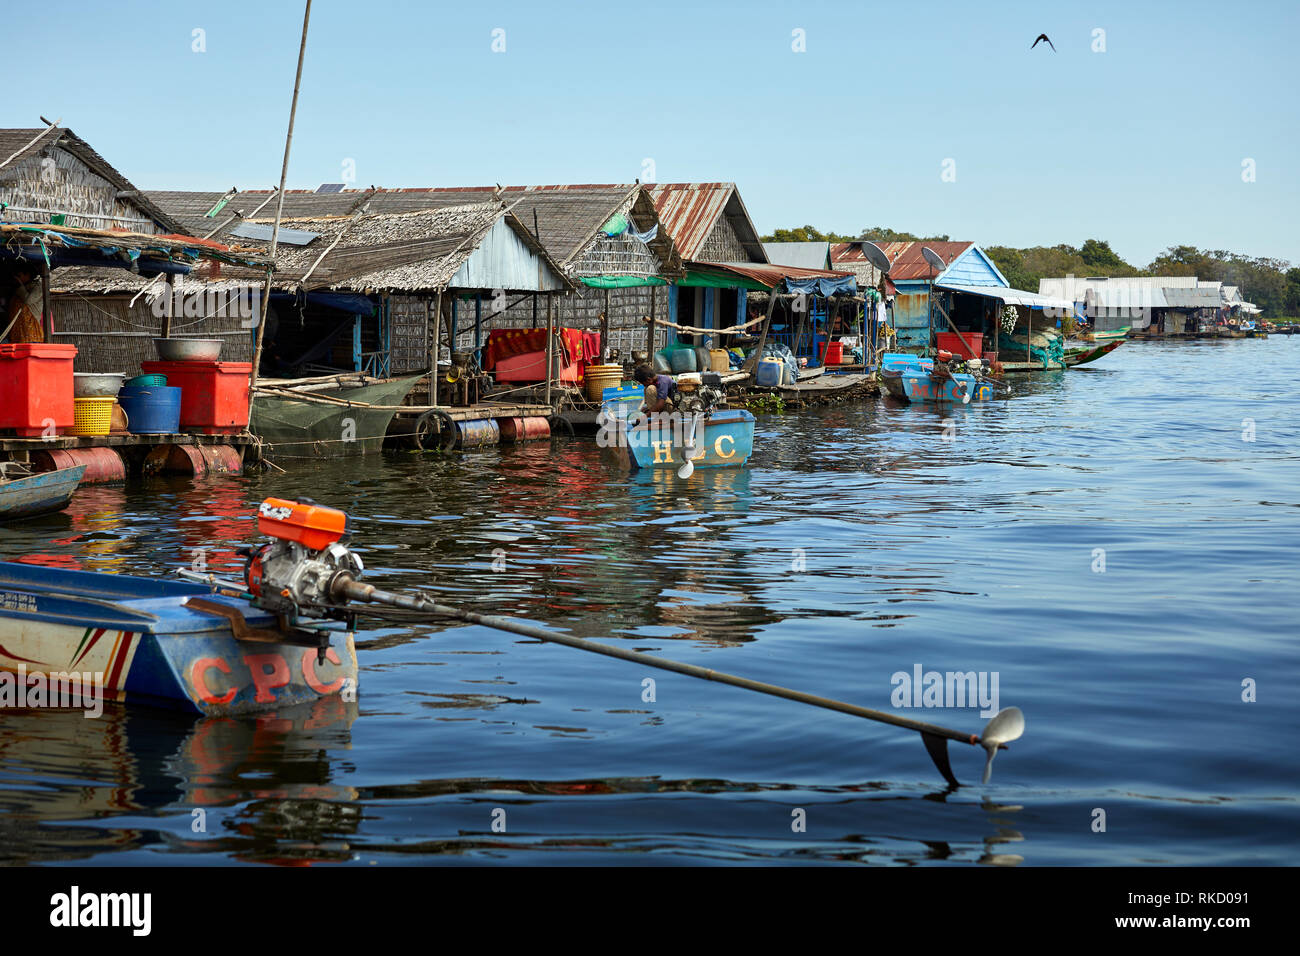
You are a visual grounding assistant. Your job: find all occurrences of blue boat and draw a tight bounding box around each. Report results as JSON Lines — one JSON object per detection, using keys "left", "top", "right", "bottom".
{"left": 0, "top": 465, "right": 86, "bottom": 522}
{"left": 880, "top": 353, "right": 1000, "bottom": 404}
{"left": 624, "top": 408, "right": 756, "bottom": 471}
{"left": 0, "top": 561, "right": 357, "bottom": 716}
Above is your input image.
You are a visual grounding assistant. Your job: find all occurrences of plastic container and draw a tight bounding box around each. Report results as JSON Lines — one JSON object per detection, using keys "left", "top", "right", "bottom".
{"left": 936, "top": 332, "right": 982, "bottom": 359}
{"left": 140, "top": 361, "right": 251, "bottom": 433}
{"left": 125, "top": 373, "right": 166, "bottom": 388}
{"left": 709, "top": 349, "right": 730, "bottom": 372}
{"left": 668, "top": 347, "right": 696, "bottom": 373}
{"left": 652, "top": 351, "right": 671, "bottom": 373}
{"left": 70, "top": 397, "right": 115, "bottom": 436}
{"left": 823, "top": 341, "right": 844, "bottom": 365}
{"left": 694, "top": 347, "right": 712, "bottom": 373}
{"left": 116, "top": 384, "right": 182, "bottom": 434}
{"left": 756, "top": 359, "right": 783, "bottom": 388}
{"left": 0, "top": 343, "right": 77, "bottom": 436}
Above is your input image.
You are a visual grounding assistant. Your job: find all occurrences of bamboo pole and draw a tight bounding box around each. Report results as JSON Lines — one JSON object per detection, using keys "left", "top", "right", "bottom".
{"left": 249, "top": 0, "right": 312, "bottom": 396}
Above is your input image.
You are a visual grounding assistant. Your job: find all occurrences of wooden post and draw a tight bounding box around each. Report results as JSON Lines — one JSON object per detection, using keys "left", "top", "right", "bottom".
{"left": 1026, "top": 307, "right": 1032, "bottom": 362}
{"left": 545, "top": 292, "right": 554, "bottom": 407}
{"left": 744, "top": 286, "right": 780, "bottom": 384}
{"left": 430, "top": 291, "right": 442, "bottom": 406}
{"left": 645, "top": 285, "right": 656, "bottom": 362}
{"left": 161, "top": 273, "right": 175, "bottom": 338}
{"left": 601, "top": 288, "right": 610, "bottom": 361}
{"left": 39, "top": 261, "right": 52, "bottom": 341}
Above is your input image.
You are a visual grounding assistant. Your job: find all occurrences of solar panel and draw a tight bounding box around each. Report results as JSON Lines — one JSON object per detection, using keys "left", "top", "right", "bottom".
{"left": 230, "top": 221, "right": 320, "bottom": 245}
{"left": 316, "top": 183, "right": 346, "bottom": 194}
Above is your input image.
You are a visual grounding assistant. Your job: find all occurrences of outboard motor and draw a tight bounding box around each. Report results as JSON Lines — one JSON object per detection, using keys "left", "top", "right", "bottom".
{"left": 244, "top": 498, "right": 365, "bottom": 621}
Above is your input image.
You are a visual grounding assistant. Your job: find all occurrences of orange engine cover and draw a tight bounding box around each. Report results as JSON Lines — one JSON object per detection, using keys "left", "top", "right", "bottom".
{"left": 257, "top": 498, "right": 347, "bottom": 550}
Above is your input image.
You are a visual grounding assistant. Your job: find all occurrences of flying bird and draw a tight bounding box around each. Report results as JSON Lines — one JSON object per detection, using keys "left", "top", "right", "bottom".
{"left": 1031, "top": 33, "right": 1056, "bottom": 51}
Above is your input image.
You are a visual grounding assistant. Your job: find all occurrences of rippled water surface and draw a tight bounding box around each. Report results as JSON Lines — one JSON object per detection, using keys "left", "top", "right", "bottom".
{"left": 1, "top": 339, "right": 1297, "bottom": 865}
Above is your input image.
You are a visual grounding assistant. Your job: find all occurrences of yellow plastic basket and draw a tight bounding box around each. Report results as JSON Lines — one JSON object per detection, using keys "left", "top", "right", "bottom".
{"left": 71, "top": 397, "right": 116, "bottom": 437}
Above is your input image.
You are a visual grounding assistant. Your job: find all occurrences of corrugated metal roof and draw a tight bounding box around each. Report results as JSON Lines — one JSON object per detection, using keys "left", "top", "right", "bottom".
{"left": 694, "top": 261, "right": 856, "bottom": 291}
{"left": 1084, "top": 286, "right": 1170, "bottom": 309}
{"left": 1161, "top": 287, "right": 1222, "bottom": 308}
{"left": 762, "top": 241, "right": 832, "bottom": 270}
{"left": 937, "top": 282, "right": 1073, "bottom": 310}
{"left": 647, "top": 183, "right": 766, "bottom": 263}
{"left": 867, "top": 240, "right": 974, "bottom": 281}
{"left": 1039, "top": 275, "right": 1200, "bottom": 299}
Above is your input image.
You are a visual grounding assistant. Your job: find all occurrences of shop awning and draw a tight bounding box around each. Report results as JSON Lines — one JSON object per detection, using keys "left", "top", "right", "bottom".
{"left": 936, "top": 281, "right": 1073, "bottom": 311}
{"left": 578, "top": 275, "right": 669, "bottom": 289}
{"left": 688, "top": 261, "right": 858, "bottom": 295}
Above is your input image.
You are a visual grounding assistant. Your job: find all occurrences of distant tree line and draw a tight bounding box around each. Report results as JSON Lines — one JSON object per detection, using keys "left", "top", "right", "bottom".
{"left": 760, "top": 228, "right": 1300, "bottom": 317}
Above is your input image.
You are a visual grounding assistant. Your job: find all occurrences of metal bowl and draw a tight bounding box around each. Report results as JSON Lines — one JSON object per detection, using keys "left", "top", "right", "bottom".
{"left": 73, "top": 372, "right": 125, "bottom": 398}
{"left": 152, "top": 337, "right": 223, "bottom": 362}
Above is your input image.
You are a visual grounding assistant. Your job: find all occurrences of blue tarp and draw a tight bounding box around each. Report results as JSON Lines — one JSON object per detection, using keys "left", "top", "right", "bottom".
{"left": 783, "top": 274, "right": 857, "bottom": 297}
{"left": 270, "top": 291, "right": 376, "bottom": 315}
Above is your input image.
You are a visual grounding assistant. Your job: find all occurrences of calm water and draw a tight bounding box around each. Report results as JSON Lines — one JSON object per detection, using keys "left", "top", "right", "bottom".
{"left": 1, "top": 339, "right": 1297, "bottom": 865}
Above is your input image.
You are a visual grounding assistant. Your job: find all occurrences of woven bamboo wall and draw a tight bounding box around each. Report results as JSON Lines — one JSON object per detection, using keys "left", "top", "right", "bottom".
{"left": 442, "top": 287, "right": 667, "bottom": 359}
{"left": 0, "top": 147, "right": 158, "bottom": 233}
{"left": 698, "top": 216, "right": 747, "bottom": 263}
{"left": 388, "top": 295, "right": 428, "bottom": 373}
{"left": 51, "top": 295, "right": 253, "bottom": 373}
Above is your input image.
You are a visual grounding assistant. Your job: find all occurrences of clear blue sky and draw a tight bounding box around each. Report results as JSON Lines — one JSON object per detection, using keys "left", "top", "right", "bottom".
{"left": 14, "top": 0, "right": 1299, "bottom": 267}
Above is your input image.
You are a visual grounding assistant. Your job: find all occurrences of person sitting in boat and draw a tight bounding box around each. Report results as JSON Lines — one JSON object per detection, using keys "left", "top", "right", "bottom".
{"left": 632, "top": 364, "right": 678, "bottom": 417}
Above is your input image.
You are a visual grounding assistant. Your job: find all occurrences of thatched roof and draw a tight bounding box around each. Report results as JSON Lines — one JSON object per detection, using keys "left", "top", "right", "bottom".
{"left": 1, "top": 126, "right": 185, "bottom": 234}
{"left": 147, "top": 183, "right": 685, "bottom": 278}
{"left": 52, "top": 200, "right": 572, "bottom": 296}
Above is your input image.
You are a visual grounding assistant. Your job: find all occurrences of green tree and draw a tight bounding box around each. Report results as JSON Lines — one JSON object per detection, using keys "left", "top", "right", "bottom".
{"left": 1079, "top": 238, "right": 1127, "bottom": 270}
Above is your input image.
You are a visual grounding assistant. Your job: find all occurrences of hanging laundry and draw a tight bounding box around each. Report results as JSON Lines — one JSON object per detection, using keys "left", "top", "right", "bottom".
{"left": 627, "top": 222, "right": 658, "bottom": 244}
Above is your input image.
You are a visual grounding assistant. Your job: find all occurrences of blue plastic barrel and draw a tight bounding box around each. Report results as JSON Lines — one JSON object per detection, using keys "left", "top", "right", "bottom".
{"left": 117, "top": 385, "right": 182, "bottom": 434}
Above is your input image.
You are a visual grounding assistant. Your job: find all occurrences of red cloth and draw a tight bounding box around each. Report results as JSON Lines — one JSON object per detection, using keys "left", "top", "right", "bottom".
{"left": 484, "top": 328, "right": 602, "bottom": 379}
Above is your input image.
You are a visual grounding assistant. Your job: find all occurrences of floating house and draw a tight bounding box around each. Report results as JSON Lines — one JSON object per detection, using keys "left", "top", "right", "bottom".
{"left": 58, "top": 189, "right": 572, "bottom": 384}
{"left": 319, "top": 184, "right": 686, "bottom": 363}
{"left": 1038, "top": 275, "right": 1259, "bottom": 337}
{"left": 862, "top": 241, "right": 1072, "bottom": 366}
{"left": 1, "top": 125, "right": 268, "bottom": 370}
{"left": 648, "top": 182, "right": 767, "bottom": 353}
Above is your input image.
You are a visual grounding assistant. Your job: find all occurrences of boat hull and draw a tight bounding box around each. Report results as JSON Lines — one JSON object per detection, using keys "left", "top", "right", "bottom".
{"left": 0, "top": 561, "right": 356, "bottom": 715}
{"left": 882, "top": 363, "right": 998, "bottom": 404}
{"left": 1063, "top": 339, "right": 1125, "bottom": 367}
{"left": 1080, "top": 327, "right": 1129, "bottom": 343}
{"left": 624, "top": 409, "right": 755, "bottom": 470}
{"left": 0, "top": 465, "right": 86, "bottom": 522}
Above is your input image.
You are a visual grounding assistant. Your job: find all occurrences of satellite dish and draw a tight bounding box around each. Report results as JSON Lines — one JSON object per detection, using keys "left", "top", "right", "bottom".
{"left": 860, "top": 240, "right": 892, "bottom": 276}
{"left": 921, "top": 246, "right": 947, "bottom": 273}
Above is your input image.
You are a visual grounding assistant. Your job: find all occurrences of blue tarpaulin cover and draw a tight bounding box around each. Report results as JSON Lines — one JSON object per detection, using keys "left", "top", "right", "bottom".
{"left": 783, "top": 274, "right": 857, "bottom": 296}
